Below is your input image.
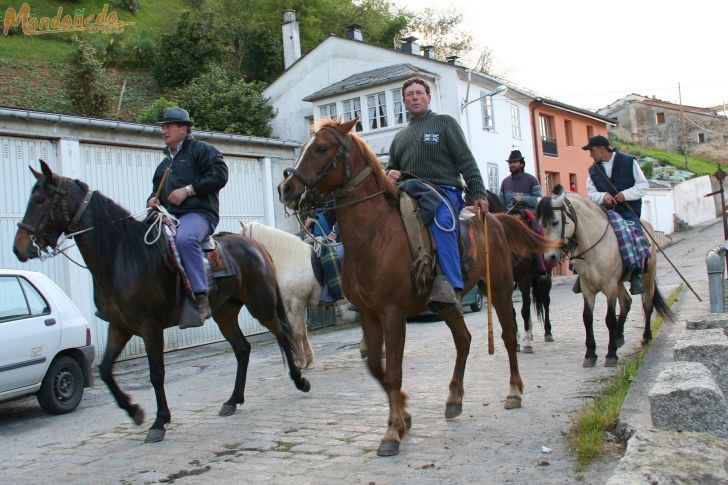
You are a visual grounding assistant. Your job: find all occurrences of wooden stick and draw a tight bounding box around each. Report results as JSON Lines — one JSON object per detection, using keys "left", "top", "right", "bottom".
{"left": 481, "top": 210, "right": 494, "bottom": 355}
{"left": 154, "top": 167, "right": 170, "bottom": 203}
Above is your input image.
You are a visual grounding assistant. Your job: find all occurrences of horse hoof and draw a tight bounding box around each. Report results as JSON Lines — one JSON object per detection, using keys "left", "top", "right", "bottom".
{"left": 144, "top": 428, "right": 166, "bottom": 443}
{"left": 131, "top": 406, "right": 144, "bottom": 426}
{"left": 296, "top": 377, "right": 311, "bottom": 392}
{"left": 404, "top": 415, "right": 412, "bottom": 430}
{"left": 445, "top": 403, "right": 462, "bottom": 420}
{"left": 544, "top": 334, "right": 554, "bottom": 342}
{"left": 583, "top": 357, "right": 597, "bottom": 368}
{"left": 360, "top": 350, "right": 368, "bottom": 359}
{"left": 219, "top": 403, "right": 237, "bottom": 416}
{"left": 641, "top": 338, "right": 651, "bottom": 347}
{"left": 504, "top": 395, "right": 522, "bottom": 409}
{"left": 523, "top": 346, "right": 533, "bottom": 354}
{"left": 605, "top": 357, "right": 618, "bottom": 367}
{"left": 377, "top": 439, "right": 400, "bottom": 457}
{"left": 616, "top": 337, "right": 625, "bottom": 348}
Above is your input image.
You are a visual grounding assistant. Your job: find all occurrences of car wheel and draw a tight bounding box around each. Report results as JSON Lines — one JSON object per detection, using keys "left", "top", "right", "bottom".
{"left": 470, "top": 292, "right": 484, "bottom": 312}
{"left": 37, "top": 356, "right": 84, "bottom": 414}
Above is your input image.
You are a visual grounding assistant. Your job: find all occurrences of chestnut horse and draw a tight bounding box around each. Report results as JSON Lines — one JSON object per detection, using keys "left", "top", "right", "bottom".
{"left": 278, "top": 118, "right": 556, "bottom": 456}
{"left": 536, "top": 193, "right": 674, "bottom": 367}
{"left": 13, "top": 161, "right": 310, "bottom": 443}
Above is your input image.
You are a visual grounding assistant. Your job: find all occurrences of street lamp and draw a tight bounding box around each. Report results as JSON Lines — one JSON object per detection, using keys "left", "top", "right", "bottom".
{"left": 460, "top": 84, "right": 508, "bottom": 112}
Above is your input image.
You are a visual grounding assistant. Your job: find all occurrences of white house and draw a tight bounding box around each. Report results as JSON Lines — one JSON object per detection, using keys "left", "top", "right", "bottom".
{"left": 263, "top": 14, "right": 537, "bottom": 199}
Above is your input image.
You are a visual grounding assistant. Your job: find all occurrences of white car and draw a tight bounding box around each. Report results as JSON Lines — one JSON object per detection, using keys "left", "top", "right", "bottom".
{"left": 0, "top": 269, "right": 95, "bottom": 414}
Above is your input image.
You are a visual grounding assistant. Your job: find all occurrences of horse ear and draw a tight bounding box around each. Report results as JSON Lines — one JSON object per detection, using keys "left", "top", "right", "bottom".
{"left": 39, "top": 159, "right": 56, "bottom": 183}
{"left": 29, "top": 164, "right": 43, "bottom": 181}
{"left": 340, "top": 117, "right": 358, "bottom": 135}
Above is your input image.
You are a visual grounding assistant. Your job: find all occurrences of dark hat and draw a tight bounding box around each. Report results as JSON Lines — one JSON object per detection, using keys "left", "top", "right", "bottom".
{"left": 582, "top": 135, "right": 610, "bottom": 150}
{"left": 506, "top": 150, "right": 525, "bottom": 162}
{"left": 158, "top": 107, "right": 193, "bottom": 126}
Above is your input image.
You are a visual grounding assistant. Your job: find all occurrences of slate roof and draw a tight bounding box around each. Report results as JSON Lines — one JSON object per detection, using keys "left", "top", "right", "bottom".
{"left": 302, "top": 63, "right": 437, "bottom": 102}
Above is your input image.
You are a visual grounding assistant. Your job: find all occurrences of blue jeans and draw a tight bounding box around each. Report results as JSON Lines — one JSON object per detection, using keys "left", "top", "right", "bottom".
{"left": 176, "top": 213, "right": 214, "bottom": 294}
{"left": 430, "top": 186, "right": 464, "bottom": 291}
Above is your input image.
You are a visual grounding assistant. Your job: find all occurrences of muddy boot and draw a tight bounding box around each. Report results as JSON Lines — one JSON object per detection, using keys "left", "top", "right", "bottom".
{"left": 629, "top": 273, "right": 645, "bottom": 295}
{"left": 572, "top": 276, "right": 581, "bottom": 294}
{"left": 179, "top": 293, "right": 211, "bottom": 329}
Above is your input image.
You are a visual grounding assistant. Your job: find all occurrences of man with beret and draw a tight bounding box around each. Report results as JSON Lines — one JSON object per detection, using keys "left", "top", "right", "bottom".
{"left": 147, "top": 107, "right": 229, "bottom": 327}
{"left": 582, "top": 134, "right": 649, "bottom": 295}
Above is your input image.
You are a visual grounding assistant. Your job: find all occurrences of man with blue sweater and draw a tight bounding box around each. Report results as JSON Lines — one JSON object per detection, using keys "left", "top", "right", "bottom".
{"left": 584, "top": 135, "right": 649, "bottom": 295}
{"left": 386, "top": 77, "right": 489, "bottom": 308}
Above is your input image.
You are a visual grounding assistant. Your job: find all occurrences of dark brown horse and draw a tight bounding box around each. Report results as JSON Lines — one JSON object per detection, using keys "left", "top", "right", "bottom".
{"left": 13, "top": 161, "right": 310, "bottom": 443}
{"left": 278, "top": 118, "right": 556, "bottom": 456}
{"left": 485, "top": 191, "right": 553, "bottom": 353}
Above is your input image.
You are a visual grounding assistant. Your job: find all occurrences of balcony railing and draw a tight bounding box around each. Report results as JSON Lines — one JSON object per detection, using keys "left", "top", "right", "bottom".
{"left": 542, "top": 136, "right": 558, "bottom": 157}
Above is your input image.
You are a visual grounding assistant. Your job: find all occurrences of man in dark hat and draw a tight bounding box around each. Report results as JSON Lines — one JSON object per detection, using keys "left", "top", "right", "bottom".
{"left": 580, "top": 134, "right": 649, "bottom": 295}
{"left": 147, "top": 108, "right": 229, "bottom": 327}
{"left": 499, "top": 149, "right": 542, "bottom": 212}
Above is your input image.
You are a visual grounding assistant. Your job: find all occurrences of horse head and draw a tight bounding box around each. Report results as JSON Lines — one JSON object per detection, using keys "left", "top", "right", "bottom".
{"left": 278, "top": 118, "right": 367, "bottom": 211}
{"left": 535, "top": 193, "right": 578, "bottom": 265}
{"left": 13, "top": 160, "right": 91, "bottom": 262}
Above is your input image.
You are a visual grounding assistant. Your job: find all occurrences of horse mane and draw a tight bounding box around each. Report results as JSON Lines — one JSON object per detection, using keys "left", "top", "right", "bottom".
{"left": 314, "top": 118, "right": 398, "bottom": 201}
{"left": 486, "top": 190, "right": 506, "bottom": 213}
{"left": 535, "top": 195, "right": 554, "bottom": 222}
{"left": 243, "top": 222, "right": 312, "bottom": 268}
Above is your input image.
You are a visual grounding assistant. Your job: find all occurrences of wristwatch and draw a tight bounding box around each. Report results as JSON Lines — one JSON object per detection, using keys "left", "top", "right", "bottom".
{"left": 185, "top": 185, "right": 194, "bottom": 197}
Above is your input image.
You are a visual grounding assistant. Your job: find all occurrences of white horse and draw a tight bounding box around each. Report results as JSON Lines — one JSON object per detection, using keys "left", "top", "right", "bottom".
{"left": 536, "top": 193, "right": 674, "bottom": 367}
{"left": 238, "top": 221, "right": 319, "bottom": 368}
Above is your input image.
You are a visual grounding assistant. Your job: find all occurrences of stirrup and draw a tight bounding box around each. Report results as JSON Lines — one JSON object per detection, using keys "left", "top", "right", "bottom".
{"left": 427, "top": 274, "right": 459, "bottom": 305}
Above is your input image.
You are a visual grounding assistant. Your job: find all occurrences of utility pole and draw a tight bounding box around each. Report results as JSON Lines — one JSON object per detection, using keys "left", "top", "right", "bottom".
{"left": 678, "top": 82, "right": 689, "bottom": 169}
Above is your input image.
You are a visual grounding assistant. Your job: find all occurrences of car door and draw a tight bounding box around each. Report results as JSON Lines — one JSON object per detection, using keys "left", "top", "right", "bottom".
{"left": 0, "top": 275, "right": 60, "bottom": 394}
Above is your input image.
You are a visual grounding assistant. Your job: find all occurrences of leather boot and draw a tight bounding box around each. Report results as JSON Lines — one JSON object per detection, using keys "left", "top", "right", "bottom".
{"left": 629, "top": 273, "right": 645, "bottom": 295}
{"left": 179, "top": 293, "right": 211, "bottom": 329}
{"left": 572, "top": 276, "right": 581, "bottom": 294}
{"left": 427, "top": 274, "right": 459, "bottom": 306}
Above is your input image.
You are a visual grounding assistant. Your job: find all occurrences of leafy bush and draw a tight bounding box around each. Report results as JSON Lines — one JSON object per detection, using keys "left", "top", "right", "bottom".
{"left": 641, "top": 161, "right": 654, "bottom": 178}
{"left": 65, "top": 37, "right": 111, "bottom": 117}
{"left": 114, "top": 0, "right": 141, "bottom": 14}
{"left": 173, "top": 64, "right": 275, "bottom": 137}
{"left": 137, "top": 97, "right": 177, "bottom": 124}
{"left": 151, "top": 10, "right": 225, "bottom": 90}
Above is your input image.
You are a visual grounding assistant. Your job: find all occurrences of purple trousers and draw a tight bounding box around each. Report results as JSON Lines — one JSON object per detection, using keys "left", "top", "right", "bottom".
{"left": 176, "top": 213, "right": 214, "bottom": 294}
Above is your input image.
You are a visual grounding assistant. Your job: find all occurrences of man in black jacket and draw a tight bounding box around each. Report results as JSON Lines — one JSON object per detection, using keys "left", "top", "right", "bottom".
{"left": 147, "top": 108, "right": 229, "bottom": 327}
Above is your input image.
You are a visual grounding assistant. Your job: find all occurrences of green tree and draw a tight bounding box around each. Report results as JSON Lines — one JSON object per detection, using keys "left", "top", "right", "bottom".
{"left": 409, "top": 7, "right": 474, "bottom": 60}
{"left": 152, "top": 10, "right": 225, "bottom": 90}
{"left": 220, "top": 19, "right": 283, "bottom": 84}
{"left": 174, "top": 64, "right": 275, "bottom": 136}
{"left": 137, "top": 97, "right": 177, "bottom": 124}
{"left": 65, "top": 36, "right": 111, "bottom": 117}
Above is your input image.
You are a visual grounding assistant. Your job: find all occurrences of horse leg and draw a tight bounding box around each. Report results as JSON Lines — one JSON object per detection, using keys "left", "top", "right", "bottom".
{"left": 214, "top": 303, "right": 252, "bottom": 416}
{"left": 641, "top": 259, "right": 658, "bottom": 345}
{"left": 440, "top": 304, "right": 471, "bottom": 419}
{"left": 582, "top": 293, "right": 598, "bottom": 367}
{"left": 615, "top": 285, "right": 632, "bottom": 348}
{"left": 290, "top": 299, "right": 314, "bottom": 368}
{"left": 520, "top": 283, "right": 533, "bottom": 354}
{"left": 541, "top": 276, "right": 554, "bottom": 342}
{"left": 141, "top": 325, "right": 172, "bottom": 443}
{"left": 98, "top": 323, "right": 144, "bottom": 426}
{"left": 492, "top": 291, "right": 523, "bottom": 409}
{"left": 604, "top": 295, "right": 619, "bottom": 367}
{"left": 512, "top": 305, "right": 520, "bottom": 352}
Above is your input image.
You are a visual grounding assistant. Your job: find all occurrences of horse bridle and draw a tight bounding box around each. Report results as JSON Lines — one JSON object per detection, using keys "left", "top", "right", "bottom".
{"left": 552, "top": 196, "right": 609, "bottom": 260}
{"left": 17, "top": 177, "right": 95, "bottom": 257}
{"left": 282, "top": 126, "right": 382, "bottom": 211}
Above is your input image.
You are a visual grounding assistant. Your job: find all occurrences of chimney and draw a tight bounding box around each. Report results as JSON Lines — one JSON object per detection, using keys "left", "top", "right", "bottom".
{"left": 346, "top": 24, "right": 363, "bottom": 41}
{"left": 282, "top": 10, "right": 301, "bottom": 70}
{"left": 421, "top": 45, "right": 435, "bottom": 60}
{"left": 446, "top": 55, "right": 461, "bottom": 66}
{"left": 401, "top": 36, "right": 420, "bottom": 55}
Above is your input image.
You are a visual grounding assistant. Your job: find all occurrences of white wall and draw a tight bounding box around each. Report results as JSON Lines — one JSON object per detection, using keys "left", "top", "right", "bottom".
{"left": 643, "top": 187, "right": 674, "bottom": 234}
{"left": 674, "top": 175, "right": 715, "bottom": 227}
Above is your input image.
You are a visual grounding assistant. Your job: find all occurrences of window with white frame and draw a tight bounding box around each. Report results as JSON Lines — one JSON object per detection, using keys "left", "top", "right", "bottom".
{"left": 510, "top": 104, "right": 521, "bottom": 139}
{"left": 319, "top": 103, "right": 337, "bottom": 120}
{"left": 392, "top": 89, "right": 409, "bottom": 125}
{"left": 487, "top": 163, "right": 499, "bottom": 193}
{"left": 481, "top": 92, "right": 494, "bottom": 130}
{"left": 342, "top": 97, "right": 363, "bottom": 132}
{"left": 367, "top": 91, "right": 388, "bottom": 130}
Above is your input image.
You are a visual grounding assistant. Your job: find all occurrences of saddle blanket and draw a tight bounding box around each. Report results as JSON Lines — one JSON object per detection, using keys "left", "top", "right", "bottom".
{"left": 607, "top": 211, "right": 651, "bottom": 271}
{"left": 316, "top": 240, "right": 343, "bottom": 302}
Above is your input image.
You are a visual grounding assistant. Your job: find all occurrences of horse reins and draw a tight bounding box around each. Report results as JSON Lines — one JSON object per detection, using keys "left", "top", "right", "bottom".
{"left": 553, "top": 196, "right": 610, "bottom": 261}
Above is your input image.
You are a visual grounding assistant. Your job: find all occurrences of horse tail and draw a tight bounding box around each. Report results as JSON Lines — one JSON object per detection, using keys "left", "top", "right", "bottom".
{"left": 652, "top": 282, "right": 676, "bottom": 323}
{"left": 494, "top": 214, "right": 559, "bottom": 258}
{"left": 532, "top": 282, "right": 546, "bottom": 323}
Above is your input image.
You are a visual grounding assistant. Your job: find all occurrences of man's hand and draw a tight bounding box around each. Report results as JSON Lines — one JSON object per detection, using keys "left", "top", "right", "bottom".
{"left": 467, "top": 198, "right": 489, "bottom": 218}
{"left": 603, "top": 193, "right": 616, "bottom": 208}
{"left": 147, "top": 196, "right": 158, "bottom": 208}
{"left": 304, "top": 217, "right": 315, "bottom": 229}
{"left": 386, "top": 169, "right": 401, "bottom": 182}
{"left": 513, "top": 193, "right": 523, "bottom": 203}
{"left": 167, "top": 187, "right": 189, "bottom": 206}
{"left": 614, "top": 191, "right": 625, "bottom": 203}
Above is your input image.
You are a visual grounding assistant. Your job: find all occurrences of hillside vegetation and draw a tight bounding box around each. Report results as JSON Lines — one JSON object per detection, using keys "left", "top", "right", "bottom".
{"left": 613, "top": 140, "right": 720, "bottom": 177}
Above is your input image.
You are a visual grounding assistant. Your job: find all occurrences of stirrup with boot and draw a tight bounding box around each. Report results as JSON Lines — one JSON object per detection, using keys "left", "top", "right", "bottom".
{"left": 427, "top": 274, "right": 460, "bottom": 306}
{"left": 629, "top": 273, "right": 645, "bottom": 295}
{"left": 179, "top": 293, "right": 212, "bottom": 329}
{"left": 572, "top": 276, "right": 581, "bottom": 294}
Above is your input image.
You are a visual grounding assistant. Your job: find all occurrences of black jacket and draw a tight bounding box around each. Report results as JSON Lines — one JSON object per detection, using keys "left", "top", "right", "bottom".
{"left": 149, "top": 135, "right": 228, "bottom": 227}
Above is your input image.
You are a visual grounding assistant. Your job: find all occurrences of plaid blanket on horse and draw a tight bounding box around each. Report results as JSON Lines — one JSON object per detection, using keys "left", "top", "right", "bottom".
{"left": 316, "top": 241, "right": 343, "bottom": 302}
{"left": 607, "top": 211, "right": 651, "bottom": 271}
